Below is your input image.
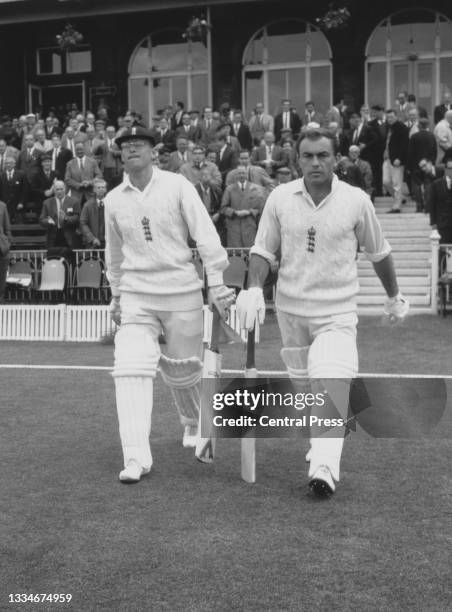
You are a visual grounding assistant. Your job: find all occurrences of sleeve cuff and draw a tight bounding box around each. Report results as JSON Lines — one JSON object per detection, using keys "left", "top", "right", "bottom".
{"left": 364, "top": 239, "right": 392, "bottom": 263}
{"left": 207, "top": 272, "right": 224, "bottom": 287}
{"left": 250, "top": 245, "right": 277, "bottom": 265}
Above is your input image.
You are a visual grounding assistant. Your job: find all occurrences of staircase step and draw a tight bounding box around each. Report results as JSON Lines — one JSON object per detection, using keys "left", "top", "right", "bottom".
{"left": 358, "top": 294, "right": 430, "bottom": 305}
{"left": 359, "top": 276, "right": 429, "bottom": 287}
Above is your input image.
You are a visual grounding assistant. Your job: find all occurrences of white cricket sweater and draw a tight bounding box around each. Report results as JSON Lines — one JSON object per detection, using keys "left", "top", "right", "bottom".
{"left": 105, "top": 168, "right": 228, "bottom": 311}
{"left": 251, "top": 176, "right": 391, "bottom": 317}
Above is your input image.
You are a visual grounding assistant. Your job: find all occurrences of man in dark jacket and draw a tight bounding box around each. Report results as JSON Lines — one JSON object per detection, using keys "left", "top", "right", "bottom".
{"left": 383, "top": 109, "right": 409, "bottom": 213}
{"left": 407, "top": 118, "right": 437, "bottom": 212}
{"left": 429, "top": 159, "right": 452, "bottom": 243}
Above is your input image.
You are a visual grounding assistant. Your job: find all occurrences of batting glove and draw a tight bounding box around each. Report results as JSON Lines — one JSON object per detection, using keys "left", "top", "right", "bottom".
{"left": 208, "top": 285, "right": 236, "bottom": 320}
{"left": 383, "top": 292, "right": 409, "bottom": 324}
{"left": 236, "top": 287, "right": 266, "bottom": 331}
{"left": 109, "top": 296, "right": 121, "bottom": 326}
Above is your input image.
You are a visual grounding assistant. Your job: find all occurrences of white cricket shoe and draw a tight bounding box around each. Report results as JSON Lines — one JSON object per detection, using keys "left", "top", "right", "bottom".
{"left": 182, "top": 425, "right": 198, "bottom": 448}
{"left": 119, "top": 460, "right": 150, "bottom": 484}
{"left": 309, "top": 465, "right": 336, "bottom": 497}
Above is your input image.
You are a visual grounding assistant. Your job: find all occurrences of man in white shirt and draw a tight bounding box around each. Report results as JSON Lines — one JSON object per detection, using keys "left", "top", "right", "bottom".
{"left": 236, "top": 127, "right": 409, "bottom": 498}
{"left": 105, "top": 127, "right": 235, "bottom": 483}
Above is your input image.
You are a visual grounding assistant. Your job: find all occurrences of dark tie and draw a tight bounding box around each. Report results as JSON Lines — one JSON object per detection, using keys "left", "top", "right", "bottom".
{"left": 98, "top": 201, "right": 105, "bottom": 241}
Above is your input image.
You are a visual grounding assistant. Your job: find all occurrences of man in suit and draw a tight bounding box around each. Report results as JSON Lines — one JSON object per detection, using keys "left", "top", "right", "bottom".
{"left": 383, "top": 109, "right": 409, "bottom": 213}
{"left": 80, "top": 178, "right": 107, "bottom": 248}
{"left": 394, "top": 92, "right": 409, "bottom": 123}
{"left": 336, "top": 145, "right": 373, "bottom": 198}
{"left": 171, "top": 101, "right": 185, "bottom": 131}
{"left": 434, "top": 110, "right": 452, "bottom": 164}
{"left": 429, "top": 159, "right": 452, "bottom": 243}
{"left": 194, "top": 168, "right": 225, "bottom": 245}
{"left": 0, "top": 156, "right": 27, "bottom": 223}
{"left": 221, "top": 165, "right": 266, "bottom": 247}
{"left": 407, "top": 118, "right": 437, "bottom": 211}
{"left": 216, "top": 133, "right": 238, "bottom": 186}
{"left": 34, "top": 129, "right": 52, "bottom": 154}
{"left": 150, "top": 117, "right": 176, "bottom": 152}
{"left": 166, "top": 136, "right": 192, "bottom": 173}
{"left": 367, "top": 104, "right": 387, "bottom": 197}
{"left": 64, "top": 141, "right": 103, "bottom": 207}
{"left": 30, "top": 154, "right": 57, "bottom": 215}
{"left": 201, "top": 106, "right": 220, "bottom": 145}
{"left": 304, "top": 101, "right": 323, "bottom": 126}
{"left": 434, "top": 93, "right": 452, "bottom": 125}
{"left": 0, "top": 138, "right": 18, "bottom": 172}
{"left": 17, "top": 133, "right": 42, "bottom": 183}
{"left": 179, "top": 145, "right": 222, "bottom": 190}
{"left": 176, "top": 112, "right": 204, "bottom": 145}
{"left": 94, "top": 125, "right": 122, "bottom": 190}
{"left": 50, "top": 134, "right": 73, "bottom": 180}
{"left": 274, "top": 99, "right": 302, "bottom": 142}
{"left": 226, "top": 149, "right": 274, "bottom": 193}
{"left": 231, "top": 110, "right": 252, "bottom": 151}
{"left": 419, "top": 158, "right": 444, "bottom": 213}
{"left": 39, "top": 180, "right": 81, "bottom": 249}
{"left": 248, "top": 102, "right": 274, "bottom": 146}
{"left": 325, "top": 100, "right": 347, "bottom": 130}
{"left": 345, "top": 113, "right": 378, "bottom": 165}
{"left": 251, "top": 131, "right": 285, "bottom": 178}
{"left": 61, "top": 127, "right": 77, "bottom": 157}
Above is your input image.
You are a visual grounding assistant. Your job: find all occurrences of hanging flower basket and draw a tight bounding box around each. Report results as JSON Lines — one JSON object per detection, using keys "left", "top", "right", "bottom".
{"left": 316, "top": 5, "right": 351, "bottom": 31}
{"left": 182, "top": 16, "right": 212, "bottom": 43}
{"left": 56, "top": 23, "right": 84, "bottom": 50}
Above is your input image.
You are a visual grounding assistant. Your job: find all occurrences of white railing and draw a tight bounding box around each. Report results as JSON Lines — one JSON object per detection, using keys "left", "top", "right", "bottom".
{"left": 0, "top": 305, "right": 246, "bottom": 343}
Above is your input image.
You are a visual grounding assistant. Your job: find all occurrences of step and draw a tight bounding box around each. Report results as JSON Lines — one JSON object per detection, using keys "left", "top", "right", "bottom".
{"left": 359, "top": 276, "right": 429, "bottom": 287}
{"left": 357, "top": 294, "right": 430, "bottom": 306}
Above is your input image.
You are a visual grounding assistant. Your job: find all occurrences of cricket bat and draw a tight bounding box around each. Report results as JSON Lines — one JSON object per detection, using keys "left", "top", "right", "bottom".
{"left": 241, "top": 324, "right": 257, "bottom": 483}
{"left": 195, "top": 306, "right": 222, "bottom": 463}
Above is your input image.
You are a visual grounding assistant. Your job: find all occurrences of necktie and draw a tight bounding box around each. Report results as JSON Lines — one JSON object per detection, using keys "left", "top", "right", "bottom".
{"left": 353, "top": 129, "right": 358, "bottom": 143}
{"left": 28, "top": 149, "right": 32, "bottom": 160}
{"left": 56, "top": 199, "right": 61, "bottom": 228}
{"left": 284, "top": 113, "right": 290, "bottom": 129}
{"left": 0, "top": 155, "right": 3, "bottom": 172}
{"left": 79, "top": 158, "right": 84, "bottom": 171}
{"left": 8, "top": 171, "right": 12, "bottom": 181}
{"left": 206, "top": 120, "right": 210, "bottom": 129}
{"left": 240, "top": 182, "right": 245, "bottom": 192}
{"left": 98, "top": 200, "right": 105, "bottom": 241}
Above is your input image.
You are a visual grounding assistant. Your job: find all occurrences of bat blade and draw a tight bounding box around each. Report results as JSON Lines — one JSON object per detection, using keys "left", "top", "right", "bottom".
{"left": 241, "top": 326, "right": 257, "bottom": 483}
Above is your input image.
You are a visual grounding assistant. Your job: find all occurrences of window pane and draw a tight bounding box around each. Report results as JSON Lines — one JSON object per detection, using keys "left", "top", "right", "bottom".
{"left": 171, "top": 76, "right": 187, "bottom": 108}
{"left": 367, "top": 22, "right": 388, "bottom": 57}
{"left": 244, "top": 71, "right": 263, "bottom": 118}
{"left": 287, "top": 68, "right": 305, "bottom": 115}
{"left": 308, "top": 29, "right": 330, "bottom": 60}
{"left": 268, "top": 70, "right": 286, "bottom": 116}
{"left": 190, "top": 40, "right": 208, "bottom": 70}
{"left": 130, "top": 78, "right": 149, "bottom": 126}
{"left": 38, "top": 48, "right": 62, "bottom": 75}
{"left": 152, "top": 77, "right": 170, "bottom": 115}
{"left": 390, "top": 22, "right": 435, "bottom": 55}
{"left": 191, "top": 74, "right": 208, "bottom": 112}
{"left": 416, "top": 62, "right": 433, "bottom": 118}
{"left": 310, "top": 65, "right": 331, "bottom": 114}
{"left": 439, "top": 20, "right": 452, "bottom": 52}
{"left": 393, "top": 63, "right": 410, "bottom": 99}
{"left": 130, "top": 37, "right": 150, "bottom": 74}
{"left": 67, "top": 49, "right": 91, "bottom": 73}
{"left": 367, "top": 62, "right": 386, "bottom": 107}
{"left": 151, "top": 31, "right": 187, "bottom": 72}
{"left": 440, "top": 58, "right": 452, "bottom": 97}
{"left": 243, "top": 30, "right": 264, "bottom": 65}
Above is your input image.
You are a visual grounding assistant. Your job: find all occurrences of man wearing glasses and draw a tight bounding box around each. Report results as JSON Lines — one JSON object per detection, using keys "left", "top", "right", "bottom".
{"left": 105, "top": 127, "right": 235, "bottom": 483}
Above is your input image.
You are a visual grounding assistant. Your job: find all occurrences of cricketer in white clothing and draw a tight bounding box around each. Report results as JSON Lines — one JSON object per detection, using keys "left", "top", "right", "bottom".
{"left": 237, "top": 128, "right": 409, "bottom": 497}
{"left": 105, "top": 127, "right": 234, "bottom": 483}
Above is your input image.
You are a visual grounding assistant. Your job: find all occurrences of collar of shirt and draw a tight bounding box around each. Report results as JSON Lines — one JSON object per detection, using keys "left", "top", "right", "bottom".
{"left": 295, "top": 175, "right": 340, "bottom": 209}
{"left": 121, "top": 166, "right": 160, "bottom": 201}
{"left": 200, "top": 184, "right": 210, "bottom": 194}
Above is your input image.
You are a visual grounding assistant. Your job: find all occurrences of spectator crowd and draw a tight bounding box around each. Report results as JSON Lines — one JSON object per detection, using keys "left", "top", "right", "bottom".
{"left": 1, "top": 90, "right": 452, "bottom": 252}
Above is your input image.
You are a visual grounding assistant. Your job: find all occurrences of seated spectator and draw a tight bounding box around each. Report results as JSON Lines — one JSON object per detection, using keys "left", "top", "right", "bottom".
{"left": 34, "top": 129, "right": 52, "bottom": 153}
{"left": 251, "top": 131, "right": 285, "bottom": 178}
{"left": 274, "top": 166, "right": 293, "bottom": 185}
{"left": 221, "top": 165, "right": 266, "bottom": 247}
{"left": 64, "top": 142, "right": 102, "bottom": 207}
{"left": 206, "top": 148, "right": 219, "bottom": 165}
{"left": 0, "top": 138, "right": 19, "bottom": 171}
{"left": 179, "top": 145, "right": 222, "bottom": 190}
{"left": 418, "top": 158, "right": 444, "bottom": 213}
{"left": 176, "top": 112, "right": 204, "bottom": 145}
{"left": 151, "top": 116, "right": 176, "bottom": 151}
{"left": 167, "top": 136, "right": 192, "bottom": 173}
{"left": 216, "top": 122, "right": 240, "bottom": 156}
{"left": 281, "top": 140, "right": 299, "bottom": 178}
{"left": 157, "top": 146, "right": 172, "bottom": 171}
{"left": 194, "top": 168, "right": 225, "bottom": 245}
{"left": 226, "top": 149, "right": 274, "bottom": 193}
{"left": 40, "top": 180, "right": 80, "bottom": 250}
{"left": 0, "top": 156, "right": 27, "bottom": 224}
{"left": 30, "top": 154, "right": 58, "bottom": 215}
{"left": 336, "top": 145, "right": 373, "bottom": 198}
{"left": 80, "top": 178, "right": 107, "bottom": 249}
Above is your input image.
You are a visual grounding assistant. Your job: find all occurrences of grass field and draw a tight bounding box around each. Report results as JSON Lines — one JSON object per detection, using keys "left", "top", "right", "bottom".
{"left": 1, "top": 315, "right": 452, "bottom": 611}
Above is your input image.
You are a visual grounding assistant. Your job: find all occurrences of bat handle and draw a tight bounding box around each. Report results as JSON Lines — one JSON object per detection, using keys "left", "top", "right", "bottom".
{"left": 246, "top": 325, "right": 256, "bottom": 370}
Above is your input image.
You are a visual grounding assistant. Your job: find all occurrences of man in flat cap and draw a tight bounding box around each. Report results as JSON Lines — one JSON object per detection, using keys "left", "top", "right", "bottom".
{"left": 105, "top": 126, "right": 235, "bottom": 483}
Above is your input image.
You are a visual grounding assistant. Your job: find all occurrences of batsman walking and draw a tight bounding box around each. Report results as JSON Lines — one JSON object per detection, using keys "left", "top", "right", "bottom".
{"left": 105, "top": 127, "right": 234, "bottom": 483}
{"left": 237, "top": 127, "right": 409, "bottom": 497}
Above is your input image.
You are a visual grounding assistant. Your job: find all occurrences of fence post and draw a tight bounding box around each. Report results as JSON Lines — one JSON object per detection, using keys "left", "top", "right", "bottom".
{"left": 430, "top": 230, "right": 440, "bottom": 315}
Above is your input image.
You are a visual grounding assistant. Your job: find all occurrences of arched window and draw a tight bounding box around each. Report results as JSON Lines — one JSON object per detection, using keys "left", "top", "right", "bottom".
{"left": 128, "top": 29, "right": 211, "bottom": 125}
{"left": 365, "top": 9, "right": 452, "bottom": 117}
{"left": 242, "top": 19, "right": 332, "bottom": 118}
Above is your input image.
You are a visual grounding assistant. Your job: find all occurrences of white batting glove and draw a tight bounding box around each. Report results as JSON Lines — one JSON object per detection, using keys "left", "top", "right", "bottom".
{"left": 109, "top": 296, "right": 121, "bottom": 326}
{"left": 236, "top": 287, "right": 266, "bottom": 331}
{"left": 208, "top": 285, "right": 236, "bottom": 320}
{"left": 383, "top": 292, "right": 409, "bottom": 324}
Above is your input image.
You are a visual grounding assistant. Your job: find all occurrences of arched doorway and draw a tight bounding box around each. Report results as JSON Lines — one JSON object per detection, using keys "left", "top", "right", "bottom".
{"left": 128, "top": 29, "right": 211, "bottom": 126}
{"left": 242, "top": 19, "right": 332, "bottom": 118}
{"left": 365, "top": 9, "right": 452, "bottom": 117}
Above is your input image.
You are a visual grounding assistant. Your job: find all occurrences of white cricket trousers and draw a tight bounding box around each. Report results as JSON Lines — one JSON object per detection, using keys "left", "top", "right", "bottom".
{"left": 382, "top": 160, "right": 404, "bottom": 210}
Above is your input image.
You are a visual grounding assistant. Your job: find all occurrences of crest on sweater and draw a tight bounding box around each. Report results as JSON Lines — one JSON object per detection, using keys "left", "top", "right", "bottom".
{"left": 306, "top": 226, "right": 316, "bottom": 253}
{"left": 141, "top": 216, "right": 152, "bottom": 241}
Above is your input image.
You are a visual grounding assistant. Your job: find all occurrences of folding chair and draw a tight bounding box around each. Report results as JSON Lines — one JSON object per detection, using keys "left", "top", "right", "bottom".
{"left": 73, "top": 258, "right": 103, "bottom": 304}
{"left": 5, "top": 259, "right": 34, "bottom": 302}
{"left": 34, "top": 257, "right": 67, "bottom": 303}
